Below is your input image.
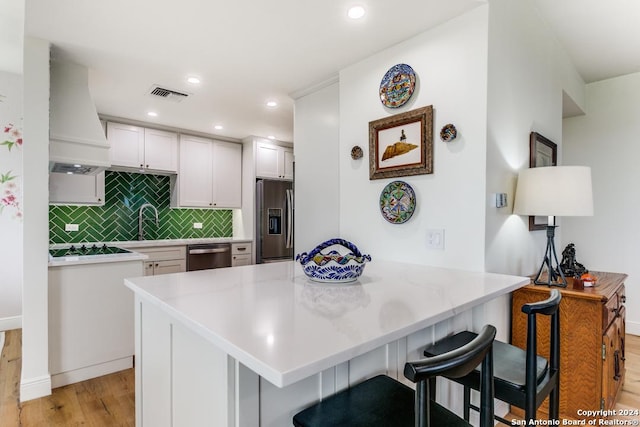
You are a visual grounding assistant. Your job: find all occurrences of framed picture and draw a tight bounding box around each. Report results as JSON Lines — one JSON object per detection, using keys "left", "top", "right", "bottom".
{"left": 529, "top": 131, "right": 557, "bottom": 231}
{"left": 369, "top": 105, "right": 433, "bottom": 180}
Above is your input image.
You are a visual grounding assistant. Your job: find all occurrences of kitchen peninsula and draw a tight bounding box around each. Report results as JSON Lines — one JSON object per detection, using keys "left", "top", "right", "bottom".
{"left": 125, "top": 260, "right": 529, "bottom": 426}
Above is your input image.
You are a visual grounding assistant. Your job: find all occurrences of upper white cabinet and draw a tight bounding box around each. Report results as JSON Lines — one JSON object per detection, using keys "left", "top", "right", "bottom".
{"left": 175, "top": 135, "right": 242, "bottom": 208}
{"left": 49, "top": 171, "right": 106, "bottom": 205}
{"left": 107, "top": 122, "right": 178, "bottom": 173}
{"left": 256, "top": 142, "right": 293, "bottom": 180}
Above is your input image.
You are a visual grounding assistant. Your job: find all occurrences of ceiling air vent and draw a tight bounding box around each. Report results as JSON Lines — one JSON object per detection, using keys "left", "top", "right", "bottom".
{"left": 148, "top": 85, "right": 190, "bottom": 102}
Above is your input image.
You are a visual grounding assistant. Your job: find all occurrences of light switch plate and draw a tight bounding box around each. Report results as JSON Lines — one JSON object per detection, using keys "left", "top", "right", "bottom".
{"left": 426, "top": 229, "right": 444, "bottom": 249}
{"left": 65, "top": 224, "right": 79, "bottom": 232}
{"left": 193, "top": 222, "right": 203, "bottom": 229}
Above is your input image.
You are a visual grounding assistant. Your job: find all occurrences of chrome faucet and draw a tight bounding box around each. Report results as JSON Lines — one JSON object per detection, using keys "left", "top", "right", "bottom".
{"left": 138, "top": 203, "right": 159, "bottom": 240}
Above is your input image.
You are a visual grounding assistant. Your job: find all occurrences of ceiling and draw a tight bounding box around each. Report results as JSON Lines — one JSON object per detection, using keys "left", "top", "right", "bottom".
{"left": 2, "top": 0, "right": 640, "bottom": 143}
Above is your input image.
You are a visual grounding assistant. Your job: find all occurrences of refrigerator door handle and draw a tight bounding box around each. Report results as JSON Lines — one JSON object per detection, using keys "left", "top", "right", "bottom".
{"left": 285, "top": 189, "right": 293, "bottom": 249}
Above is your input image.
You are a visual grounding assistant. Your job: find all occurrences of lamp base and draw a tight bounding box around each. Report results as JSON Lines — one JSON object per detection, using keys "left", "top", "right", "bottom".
{"left": 533, "top": 225, "right": 567, "bottom": 287}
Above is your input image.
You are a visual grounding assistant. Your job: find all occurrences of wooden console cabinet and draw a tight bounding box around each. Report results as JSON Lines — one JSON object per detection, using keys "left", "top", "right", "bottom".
{"left": 511, "top": 271, "right": 627, "bottom": 419}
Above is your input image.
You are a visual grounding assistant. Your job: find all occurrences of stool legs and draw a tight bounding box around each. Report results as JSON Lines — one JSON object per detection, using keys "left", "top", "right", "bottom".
{"left": 463, "top": 386, "right": 471, "bottom": 422}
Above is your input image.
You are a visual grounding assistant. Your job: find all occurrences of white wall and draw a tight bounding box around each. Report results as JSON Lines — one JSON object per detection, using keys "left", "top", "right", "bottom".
{"left": 0, "top": 70, "right": 23, "bottom": 331}
{"left": 293, "top": 81, "right": 341, "bottom": 253}
{"left": 338, "top": 6, "right": 490, "bottom": 270}
{"left": 562, "top": 72, "right": 640, "bottom": 335}
{"left": 21, "top": 37, "right": 52, "bottom": 401}
{"left": 484, "top": 0, "right": 585, "bottom": 276}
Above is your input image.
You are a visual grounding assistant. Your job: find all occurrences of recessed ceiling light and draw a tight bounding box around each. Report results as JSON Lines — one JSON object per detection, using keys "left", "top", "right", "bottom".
{"left": 267, "top": 135, "right": 276, "bottom": 140}
{"left": 347, "top": 5, "right": 365, "bottom": 19}
{"left": 266, "top": 101, "right": 278, "bottom": 108}
{"left": 187, "top": 76, "right": 201, "bottom": 84}
{"left": 214, "top": 125, "right": 223, "bottom": 130}
{"left": 147, "top": 111, "right": 158, "bottom": 117}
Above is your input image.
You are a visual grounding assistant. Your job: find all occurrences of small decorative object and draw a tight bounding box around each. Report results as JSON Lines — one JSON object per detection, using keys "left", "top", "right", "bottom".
{"left": 369, "top": 106, "right": 433, "bottom": 180}
{"left": 351, "top": 145, "right": 363, "bottom": 160}
{"left": 296, "top": 238, "right": 371, "bottom": 283}
{"left": 580, "top": 272, "right": 597, "bottom": 287}
{"left": 379, "top": 63, "right": 416, "bottom": 108}
{"left": 440, "top": 124, "right": 457, "bottom": 142}
{"left": 556, "top": 243, "right": 588, "bottom": 278}
{"left": 379, "top": 180, "right": 416, "bottom": 224}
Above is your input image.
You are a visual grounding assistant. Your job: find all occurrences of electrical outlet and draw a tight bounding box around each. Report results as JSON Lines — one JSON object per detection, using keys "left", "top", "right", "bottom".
{"left": 426, "top": 229, "right": 444, "bottom": 249}
{"left": 193, "top": 222, "right": 203, "bottom": 229}
{"left": 65, "top": 224, "right": 79, "bottom": 232}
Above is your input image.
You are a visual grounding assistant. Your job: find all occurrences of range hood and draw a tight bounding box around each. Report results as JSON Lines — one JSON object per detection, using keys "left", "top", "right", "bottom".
{"left": 49, "top": 60, "right": 110, "bottom": 175}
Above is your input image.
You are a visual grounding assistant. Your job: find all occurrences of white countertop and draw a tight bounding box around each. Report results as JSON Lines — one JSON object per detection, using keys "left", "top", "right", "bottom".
{"left": 125, "top": 260, "right": 529, "bottom": 388}
{"left": 48, "top": 238, "right": 253, "bottom": 267}
{"left": 50, "top": 237, "right": 252, "bottom": 250}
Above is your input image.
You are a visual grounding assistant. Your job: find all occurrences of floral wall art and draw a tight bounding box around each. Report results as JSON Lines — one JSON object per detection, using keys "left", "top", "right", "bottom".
{"left": 0, "top": 70, "right": 24, "bottom": 327}
{"left": 1, "top": 122, "right": 22, "bottom": 218}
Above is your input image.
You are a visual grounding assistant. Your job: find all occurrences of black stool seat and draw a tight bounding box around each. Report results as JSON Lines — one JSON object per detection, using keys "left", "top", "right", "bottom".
{"left": 293, "top": 375, "right": 470, "bottom": 427}
{"left": 424, "top": 331, "right": 549, "bottom": 391}
{"left": 293, "top": 324, "right": 497, "bottom": 427}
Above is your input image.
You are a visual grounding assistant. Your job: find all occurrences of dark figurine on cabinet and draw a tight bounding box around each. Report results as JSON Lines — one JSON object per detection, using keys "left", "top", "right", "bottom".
{"left": 557, "top": 243, "right": 587, "bottom": 278}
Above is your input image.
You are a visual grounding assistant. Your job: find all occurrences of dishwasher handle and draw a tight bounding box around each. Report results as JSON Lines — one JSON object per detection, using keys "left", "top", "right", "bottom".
{"left": 189, "top": 247, "right": 230, "bottom": 255}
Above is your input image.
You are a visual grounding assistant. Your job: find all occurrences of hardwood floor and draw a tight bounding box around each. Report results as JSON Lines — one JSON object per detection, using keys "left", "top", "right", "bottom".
{"left": 0, "top": 329, "right": 134, "bottom": 426}
{"left": 1, "top": 328, "right": 639, "bottom": 426}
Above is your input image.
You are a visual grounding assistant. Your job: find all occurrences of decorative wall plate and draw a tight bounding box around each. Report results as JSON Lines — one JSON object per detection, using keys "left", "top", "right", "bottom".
{"left": 379, "top": 64, "right": 416, "bottom": 108}
{"left": 379, "top": 180, "right": 416, "bottom": 224}
{"left": 440, "top": 124, "right": 457, "bottom": 142}
{"left": 351, "top": 145, "right": 363, "bottom": 160}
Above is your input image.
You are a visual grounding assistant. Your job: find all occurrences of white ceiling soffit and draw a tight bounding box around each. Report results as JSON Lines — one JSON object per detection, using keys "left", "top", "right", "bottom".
{"left": 534, "top": 0, "right": 640, "bottom": 84}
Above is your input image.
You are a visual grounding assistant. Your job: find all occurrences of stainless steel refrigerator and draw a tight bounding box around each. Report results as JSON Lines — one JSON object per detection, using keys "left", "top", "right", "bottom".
{"left": 256, "top": 179, "right": 294, "bottom": 263}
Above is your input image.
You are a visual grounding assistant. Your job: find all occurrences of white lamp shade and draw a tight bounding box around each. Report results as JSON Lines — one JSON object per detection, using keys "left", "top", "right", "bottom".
{"left": 513, "top": 166, "right": 594, "bottom": 217}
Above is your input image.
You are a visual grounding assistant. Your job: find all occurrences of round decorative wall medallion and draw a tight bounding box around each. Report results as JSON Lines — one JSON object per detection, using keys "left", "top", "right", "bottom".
{"left": 440, "top": 124, "right": 457, "bottom": 142}
{"left": 379, "top": 180, "right": 416, "bottom": 224}
{"left": 351, "top": 145, "right": 363, "bottom": 160}
{"left": 379, "top": 64, "right": 417, "bottom": 108}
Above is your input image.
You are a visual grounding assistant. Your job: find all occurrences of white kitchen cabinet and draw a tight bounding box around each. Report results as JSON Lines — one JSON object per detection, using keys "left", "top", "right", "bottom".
{"left": 176, "top": 135, "right": 242, "bottom": 208}
{"left": 256, "top": 142, "right": 293, "bottom": 180}
{"left": 49, "top": 171, "right": 106, "bottom": 205}
{"left": 107, "top": 122, "right": 178, "bottom": 173}
{"left": 231, "top": 242, "right": 252, "bottom": 266}
{"left": 133, "top": 246, "right": 186, "bottom": 276}
{"left": 48, "top": 260, "right": 142, "bottom": 388}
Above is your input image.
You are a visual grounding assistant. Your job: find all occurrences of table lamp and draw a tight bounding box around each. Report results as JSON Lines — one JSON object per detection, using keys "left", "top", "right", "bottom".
{"left": 513, "top": 166, "right": 593, "bottom": 287}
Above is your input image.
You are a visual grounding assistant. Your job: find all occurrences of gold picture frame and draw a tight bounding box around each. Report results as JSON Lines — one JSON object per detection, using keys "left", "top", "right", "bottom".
{"left": 529, "top": 131, "right": 557, "bottom": 231}
{"left": 369, "top": 105, "right": 433, "bottom": 180}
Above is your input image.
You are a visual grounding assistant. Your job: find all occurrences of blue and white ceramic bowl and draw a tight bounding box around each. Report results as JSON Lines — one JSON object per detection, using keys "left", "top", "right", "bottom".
{"left": 296, "top": 238, "right": 371, "bottom": 283}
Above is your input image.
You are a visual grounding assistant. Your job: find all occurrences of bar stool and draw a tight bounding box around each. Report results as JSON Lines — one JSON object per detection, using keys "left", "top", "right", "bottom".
{"left": 292, "top": 324, "right": 496, "bottom": 427}
{"left": 423, "top": 289, "right": 561, "bottom": 424}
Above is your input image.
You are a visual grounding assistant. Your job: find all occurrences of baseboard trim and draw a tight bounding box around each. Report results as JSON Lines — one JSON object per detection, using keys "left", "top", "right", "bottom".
{"left": 20, "top": 374, "right": 52, "bottom": 402}
{"left": 0, "top": 316, "right": 22, "bottom": 331}
{"left": 51, "top": 356, "right": 133, "bottom": 389}
{"left": 626, "top": 320, "right": 640, "bottom": 336}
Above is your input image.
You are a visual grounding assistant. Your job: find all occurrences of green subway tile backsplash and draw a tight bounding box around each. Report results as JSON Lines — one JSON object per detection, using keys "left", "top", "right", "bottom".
{"left": 49, "top": 171, "right": 233, "bottom": 244}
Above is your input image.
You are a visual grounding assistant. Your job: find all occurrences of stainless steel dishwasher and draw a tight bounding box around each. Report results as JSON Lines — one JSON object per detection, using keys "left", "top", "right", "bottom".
{"left": 186, "top": 243, "right": 231, "bottom": 271}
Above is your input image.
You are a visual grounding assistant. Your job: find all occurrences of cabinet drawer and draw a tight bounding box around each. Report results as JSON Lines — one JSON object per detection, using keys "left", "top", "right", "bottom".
{"left": 232, "top": 243, "right": 251, "bottom": 255}
{"left": 232, "top": 254, "right": 251, "bottom": 266}
{"left": 618, "top": 284, "right": 626, "bottom": 307}
{"left": 602, "top": 284, "right": 625, "bottom": 331}
{"left": 603, "top": 295, "right": 618, "bottom": 331}
{"left": 133, "top": 246, "right": 186, "bottom": 262}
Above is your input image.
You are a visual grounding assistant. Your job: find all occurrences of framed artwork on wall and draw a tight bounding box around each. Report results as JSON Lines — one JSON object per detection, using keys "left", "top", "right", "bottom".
{"left": 368, "top": 105, "right": 433, "bottom": 180}
{"left": 529, "top": 131, "right": 557, "bottom": 231}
